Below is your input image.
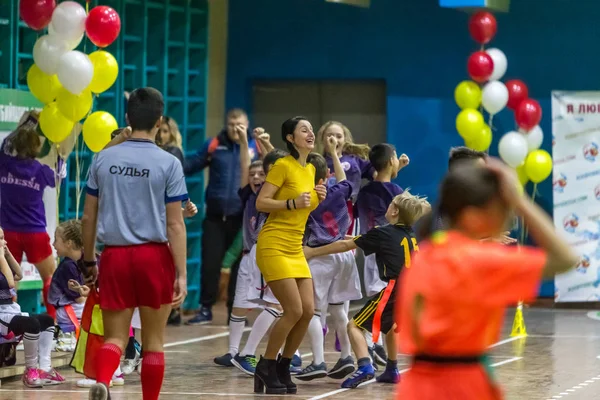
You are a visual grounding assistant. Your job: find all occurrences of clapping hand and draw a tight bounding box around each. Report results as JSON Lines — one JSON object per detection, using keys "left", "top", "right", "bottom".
{"left": 315, "top": 179, "right": 327, "bottom": 203}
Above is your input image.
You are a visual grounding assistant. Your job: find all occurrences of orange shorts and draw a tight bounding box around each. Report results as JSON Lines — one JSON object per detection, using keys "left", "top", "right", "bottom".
{"left": 397, "top": 362, "right": 502, "bottom": 400}
{"left": 4, "top": 230, "right": 53, "bottom": 264}
{"left": 98, "top": 243, "right": 175, "bottom": 310}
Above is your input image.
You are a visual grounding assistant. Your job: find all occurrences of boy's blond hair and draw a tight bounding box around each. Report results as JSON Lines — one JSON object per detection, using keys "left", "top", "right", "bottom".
{"left": 391, "top": 190, "right": 431, "bottom": 226}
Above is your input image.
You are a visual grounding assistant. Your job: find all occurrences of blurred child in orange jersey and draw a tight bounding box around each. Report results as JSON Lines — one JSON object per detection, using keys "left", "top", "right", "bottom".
{"left": 396, "top": 158, "right": 578, "bottom": 400}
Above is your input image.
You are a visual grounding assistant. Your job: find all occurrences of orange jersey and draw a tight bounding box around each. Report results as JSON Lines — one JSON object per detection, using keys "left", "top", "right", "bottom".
{"left": 396, "top": 230, "right": 546, "bottom": 400}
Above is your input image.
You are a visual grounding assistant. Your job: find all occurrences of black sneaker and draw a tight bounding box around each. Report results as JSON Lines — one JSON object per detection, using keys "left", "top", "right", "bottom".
{"left": 327, "top": 356, "right": 355, "bottom": 379}
{"left": 373, "top": 344, "right": 387, "bottom": 366}
{"left": 186, "top": 307, "right": 213, "bottom": 325}
{"left": 167, "top": 309, "right": 182, "bottom": 326}
{"left": 214, "top": 353, "right": 234, "bottom": 367}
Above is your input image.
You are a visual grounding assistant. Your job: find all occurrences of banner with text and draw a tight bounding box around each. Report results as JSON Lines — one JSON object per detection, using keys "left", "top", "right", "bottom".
{"left": 552, "top": 91, "right": 600, "bottom": 302}
{"left": 0, "top": 89, "right": 53, "bottom": 283}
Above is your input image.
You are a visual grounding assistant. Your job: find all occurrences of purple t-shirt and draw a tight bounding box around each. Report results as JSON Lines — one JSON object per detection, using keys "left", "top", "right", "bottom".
{"left": 240, "top": 185, "right": 262, "bottom": 251}
{"left": 0, "top": 269, "right": 14, "bottom": 305}
{"left": 305, "top": 180, "right": 353, "bottom": 247}
{"left": 325, "top": 154, "right": 374, "bottom": 200}
{"left": 47, "top": 257, "right": 84, "bottom": 307}
{"left": 355, "top": 181, "right": 403, "bottom": 235}
{"left": 0, "top": 140, "right": 55, "bottom": 232}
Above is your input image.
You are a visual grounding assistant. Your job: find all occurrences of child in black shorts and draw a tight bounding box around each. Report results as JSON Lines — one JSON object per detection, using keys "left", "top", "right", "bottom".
{"left": 304, "top": 191, "right": 430, "bottom": 389}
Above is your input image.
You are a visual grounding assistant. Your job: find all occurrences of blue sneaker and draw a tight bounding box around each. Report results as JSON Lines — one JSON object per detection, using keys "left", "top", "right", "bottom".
{"left": 291, "top": 353, "right": 302, "bottom": 367}
{"left": 376, "top": 367, "right": 400, "bottom": 384}
{"left": 296, "top": 362, "right": 327, "bottom": 381}
{"left": 289, "top": 364, "right": 303, "bottom": 375}
{"left": 231, "top": 354, "right": 257, "bottom": 376}
{"left": 341, "top": 364, "right": 375, "bottom": 389}
{"left": 186, "top": 307, "right": 212, "bottom": 325}
{"left": 213, "top": 353, "right": 234, "bottom": 367}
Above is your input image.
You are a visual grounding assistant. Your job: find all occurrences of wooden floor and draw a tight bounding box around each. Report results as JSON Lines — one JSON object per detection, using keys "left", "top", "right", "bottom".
{"left": 1, "top": 304, "right": 600, "bottom": 399}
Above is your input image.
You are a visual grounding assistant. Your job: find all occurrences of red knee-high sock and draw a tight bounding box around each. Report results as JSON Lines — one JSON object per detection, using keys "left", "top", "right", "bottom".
{"left": 96, "top": 343, "right": 122, "bottom": 386}
{"left": 141, "top": 352, "right": 165, "bottom": 400}
{"left": 42, "top": 279, "right": 56, "bottom": 319}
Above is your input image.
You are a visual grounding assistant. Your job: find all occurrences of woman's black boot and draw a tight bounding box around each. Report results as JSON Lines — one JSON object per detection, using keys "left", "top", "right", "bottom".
{"left": 277, "top": 355, "right": 298, "bottom": 394}
{"left": 254, "top": 356, "right": 287, "bottom": 395}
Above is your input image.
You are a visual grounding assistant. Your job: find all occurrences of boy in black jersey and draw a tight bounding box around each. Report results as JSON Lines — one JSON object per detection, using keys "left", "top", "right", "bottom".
{"left": 304, "top": 191, "right": 430, "bottom": 389}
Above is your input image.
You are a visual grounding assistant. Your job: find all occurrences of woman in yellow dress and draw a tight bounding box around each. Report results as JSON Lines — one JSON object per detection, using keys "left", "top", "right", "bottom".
{"left": 254, "top": 116, "right": 327, "bottom": 395}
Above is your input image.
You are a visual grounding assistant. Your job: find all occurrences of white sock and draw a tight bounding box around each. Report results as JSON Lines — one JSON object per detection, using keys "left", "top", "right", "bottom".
{"left": 228, "top": 314, "right": 247, "bottom": 356}
{"left": 295, "top": 349, "right": 301, "bottom": 358}
{"left": 376, "top": 334, "right": 384, "bottom": 347}
{"left": 308, "top": 313, "right": 325, "bottom": 365}
{"left": 320, "top": 304, "right": 328, "bottom": 328}
{"left": 365, "top": 330, "right": 374, "bottom": 348}
{"left": 114, "top": 364, "right": 123, "bottom": 377}
{"left": 23, "top": 332, "right": 40, "bottom": 369}
{"left": 38, "top": 327, "right": 55, "bottom": 371}
{"left": 240, "top": 307, "right": 279, "bottom": 356}
{"left": 329, "top": 304, "right": 351, "bottom": 359}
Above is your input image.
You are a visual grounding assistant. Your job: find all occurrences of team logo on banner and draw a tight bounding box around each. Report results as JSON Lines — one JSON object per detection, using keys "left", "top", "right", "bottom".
{"left": 583, "top": 142, "right": 599, "bottom": 162}
{"left": 563, "top": 213, "right": 579, "bottom": 233}
{"left": 577, "top": 255, "right": 591, "bottom": 273}
{"left": 553, "top": 173, "right": 568, "bottom": 193}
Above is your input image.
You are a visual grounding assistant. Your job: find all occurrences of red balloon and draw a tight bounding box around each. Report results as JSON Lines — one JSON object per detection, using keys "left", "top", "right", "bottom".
{"left": 468, "top": 11, "right": 497, "bottom": 44}
{"left": 515, "top": 99, "right": 542, "bottom": 131}
{"left": 86, "top": 6, "right": 122, "bottom": 48}
{"left": 467, "top": 51, "right": 494, "bottom": 83}
{"left": 20, "top": 0, "right": 56, "bottom": 31}
{"left": 506, "top": 80, "right": 529, "bottom": 110}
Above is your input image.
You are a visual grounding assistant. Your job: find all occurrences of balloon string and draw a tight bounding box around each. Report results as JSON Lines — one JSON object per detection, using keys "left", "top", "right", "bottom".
{"left": 55, "top": 144, "right": 61, "bottom": 227}
{"left": 75, "top": 134, "right": 82, "bottom": 218}
{"left": 523, "top": 183, "right": 538, "bottom": 241}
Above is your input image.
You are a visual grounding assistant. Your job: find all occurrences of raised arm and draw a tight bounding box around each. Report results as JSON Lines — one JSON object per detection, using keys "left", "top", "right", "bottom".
{"left": 4, "top": 247, "right": 22, "bottom": 281}
{"left": 326, "top": 136, "right": 346, "bottom": 183}
{"left": 254, "top": 129, "right": 274, "bottom": 156}
{"left": 239, "top": 125, "right": 251, "bottom": 188}
{"left": 0, "top": 247, "right": 15, "bottom": 289}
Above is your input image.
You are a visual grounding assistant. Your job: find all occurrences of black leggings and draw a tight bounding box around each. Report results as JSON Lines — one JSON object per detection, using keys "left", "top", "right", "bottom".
{"left": 7, "top": 314, "right": 54, "bottom": 336}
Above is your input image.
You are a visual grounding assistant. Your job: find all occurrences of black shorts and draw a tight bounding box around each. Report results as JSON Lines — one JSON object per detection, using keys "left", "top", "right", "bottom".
{"left": 353, "top": 283, "right": 396, "bottom": 334}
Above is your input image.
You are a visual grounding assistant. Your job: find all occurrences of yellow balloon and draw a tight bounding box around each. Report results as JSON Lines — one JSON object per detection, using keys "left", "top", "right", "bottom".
{"left": 83, "top": 111, "right": 118, "bottom": 152}
{"left": 516, "top": 163, "right": 529, "bottom": 186}
{"left": 524, "top": 149, "right": 553, "bottom": 183}
{"left": 456, "top": 109, "right": 484, "bottom": 141}
{"left": 57, "top": 88, "right": 93, "bottom": 122}
{"left": 39, "top": 102, "right": 75, "bottom": 143}
{"left": 466, "top": 124, "right": 492, "bottom": 152}
{"left": 27, "top": 64, "right": 61, "bottom": 104}
{"left": 454, "top": 81, "right": 482, "bottom": 109}
{"left": 88, "top": 51, "right": 118, "bottom": 94}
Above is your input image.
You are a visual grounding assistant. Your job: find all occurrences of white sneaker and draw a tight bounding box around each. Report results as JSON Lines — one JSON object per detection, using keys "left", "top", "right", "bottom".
{"left": 77, "top": 377, "right": 120, "bottom": 388}
{"left": 121, "top": 350, "right": 141, "bottom": 375}
{"left": 56, "top": 332, "right": 76, "bottom": 352}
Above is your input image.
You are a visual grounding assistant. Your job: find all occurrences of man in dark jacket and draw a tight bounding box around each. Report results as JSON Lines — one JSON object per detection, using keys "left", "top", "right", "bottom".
{"left": 185, "top": 109, "right": 259, "bottom": 325}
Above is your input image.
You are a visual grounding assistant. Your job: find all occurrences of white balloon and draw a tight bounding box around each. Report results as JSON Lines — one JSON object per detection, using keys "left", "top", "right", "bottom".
{"left": 33, "top": 35, "right": 69, "bottom": 75}
{"left": 482, "top": 81, "right": 509, "bottom": 115}
{"left": 498, "top": 131, "right": 528, "bottom": 168}
{"left": 523, "top": 125, "right": 544, "bottom": 152}
{"left": 48, "top": 23, "right": 82, "bottom": 51}
{"left": 485, "top": 48, "right": 507, "bottom": 81}
{"left": 57, "top": 51, "right": 94, "bottom": 95}
{"left": 50, "top": 1, "right": 87, "bottom": 46}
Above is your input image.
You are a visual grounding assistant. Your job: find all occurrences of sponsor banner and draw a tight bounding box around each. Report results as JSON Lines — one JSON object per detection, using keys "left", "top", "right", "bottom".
{"left": 552, "top": 91, "right": 600, "bottom": 302}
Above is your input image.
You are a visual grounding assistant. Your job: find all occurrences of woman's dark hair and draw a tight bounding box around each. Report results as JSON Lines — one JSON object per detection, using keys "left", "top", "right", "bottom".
{"left": 281, "top": 116, "right": 308, "bottom": 159}
{"left": 307, "top": 152, "right": 328, "bottom": 185}
{"left": 418, "top": 160, "right": 501, "bottom": 239}
{"left": 10, "top": 127, "right": 41, "bottom": 159}
{"left": 263, "top": 149, "right": 288, "bottom": 173}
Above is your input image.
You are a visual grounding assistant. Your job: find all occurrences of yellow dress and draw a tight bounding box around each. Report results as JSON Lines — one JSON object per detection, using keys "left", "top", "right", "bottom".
{"left": 256, "top": 155, "right": 318, "bottom": 282}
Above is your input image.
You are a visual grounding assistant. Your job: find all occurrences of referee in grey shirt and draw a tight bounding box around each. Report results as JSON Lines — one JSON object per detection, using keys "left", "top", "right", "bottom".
{"left": 81, "top": 88, "right": 187, "bottom": 400}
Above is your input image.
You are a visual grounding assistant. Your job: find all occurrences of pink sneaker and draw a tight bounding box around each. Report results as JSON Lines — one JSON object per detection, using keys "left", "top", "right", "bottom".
{"left": 22, "top": 368, "right": 44, "bottom": 388}
{"left": 39, "top": 368, "right": 66, "bottom": 385}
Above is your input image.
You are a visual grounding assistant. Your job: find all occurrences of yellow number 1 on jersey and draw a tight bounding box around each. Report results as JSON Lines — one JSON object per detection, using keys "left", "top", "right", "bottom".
{"left": 401, "top": 237, "right": 419, "bottom": 268}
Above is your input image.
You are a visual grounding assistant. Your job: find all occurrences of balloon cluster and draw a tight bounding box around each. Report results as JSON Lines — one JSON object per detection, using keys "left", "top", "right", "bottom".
{"left": 454, "top": 11, "right": 552, "bottom": 185}
{"left": 21, "top": 1, "right": 120, "bottom": 152}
